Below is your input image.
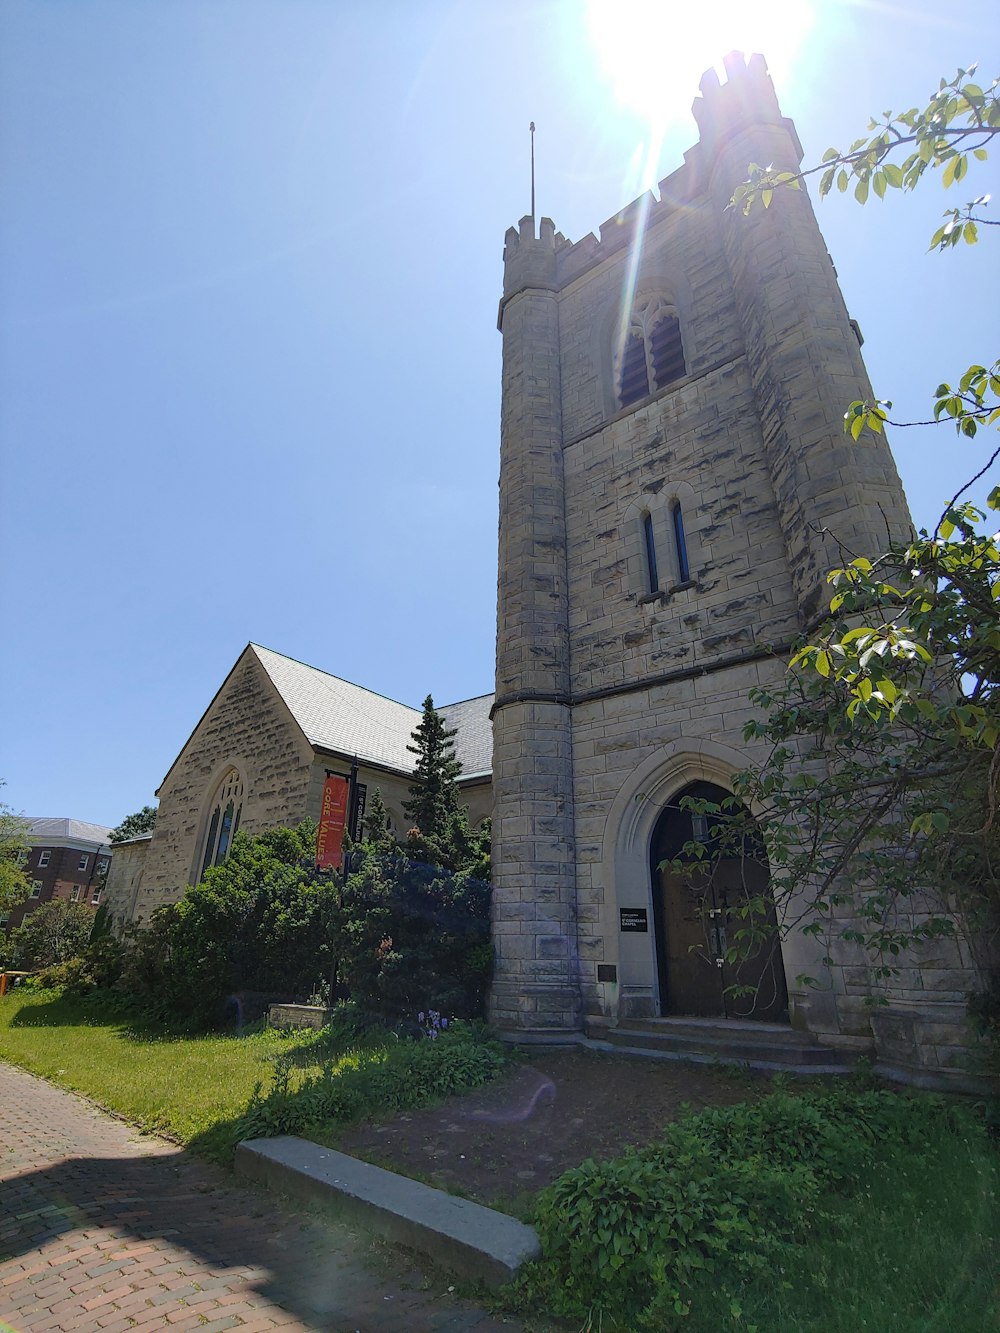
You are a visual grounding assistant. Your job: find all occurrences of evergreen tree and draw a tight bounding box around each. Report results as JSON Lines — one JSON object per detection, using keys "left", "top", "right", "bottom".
{"left": 360, "top": 786, "right": 398, "bottom": 856}
{"left": 403, "top": 695, "right": 462, "bottom": 851}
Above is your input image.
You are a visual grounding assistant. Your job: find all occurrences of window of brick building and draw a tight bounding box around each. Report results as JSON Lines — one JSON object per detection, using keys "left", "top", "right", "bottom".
{"left": 70, "top": 885, "right": 81, "bottom": 902}
{"left": 38, "top": 851, "right": 50, "bottom": 868}
{"left": 78, "top": 854, "right": 89, "bottom": 871}
{"left": 30, "top": 881, "right": 42, "bottom": 899}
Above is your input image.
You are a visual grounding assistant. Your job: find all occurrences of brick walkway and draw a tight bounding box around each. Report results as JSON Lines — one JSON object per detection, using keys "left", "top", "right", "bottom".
{"left": 0, "top": 1062, "right": 525, "bottom": 1333}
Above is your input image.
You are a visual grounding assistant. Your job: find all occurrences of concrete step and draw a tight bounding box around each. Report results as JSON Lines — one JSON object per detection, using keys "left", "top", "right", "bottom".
{"left": 235, "top": 1136, "right": 540, "bottom": 1288}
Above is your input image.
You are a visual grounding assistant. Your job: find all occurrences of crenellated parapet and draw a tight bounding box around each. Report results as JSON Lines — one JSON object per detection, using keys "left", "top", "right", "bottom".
{"left": 690, "top": 50, "right": 802, "bottom": 162}
{"left": 499, "top": 52, "right": 809, "bottom": 311}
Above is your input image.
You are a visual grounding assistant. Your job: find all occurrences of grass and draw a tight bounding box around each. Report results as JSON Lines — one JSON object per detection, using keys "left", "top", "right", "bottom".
{"left": 0, "top": 987, "right": 342, "bottom": 1156}
{"left": 686, "top": 1127, "right": 1000, "bottom": 1332}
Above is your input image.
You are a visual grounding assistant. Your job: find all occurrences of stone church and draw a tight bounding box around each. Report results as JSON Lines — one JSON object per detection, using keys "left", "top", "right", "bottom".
{"left": 106, "top": 53, "right": 979, "bottom": 1087}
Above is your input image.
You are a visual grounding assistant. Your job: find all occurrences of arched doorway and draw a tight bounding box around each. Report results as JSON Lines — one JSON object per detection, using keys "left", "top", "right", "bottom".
{"left": 650, "top": 781, "right": 788, "bottom": 1021}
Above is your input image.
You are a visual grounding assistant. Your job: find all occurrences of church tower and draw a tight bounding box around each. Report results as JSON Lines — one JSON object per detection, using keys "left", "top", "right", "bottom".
{"left": 491, "top": 53, "right": 915, "bottom": 1049}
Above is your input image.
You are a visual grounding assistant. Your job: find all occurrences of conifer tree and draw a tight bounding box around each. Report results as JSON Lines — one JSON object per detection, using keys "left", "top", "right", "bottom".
{"left": 360, "top": 786, "right": 397, "bottom": 856}
{"left": 403, "top": 695, "right": 462, "bottom": 849}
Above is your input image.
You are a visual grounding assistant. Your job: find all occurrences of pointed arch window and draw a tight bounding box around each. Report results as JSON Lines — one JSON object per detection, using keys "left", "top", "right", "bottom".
{"left": 617, "top": 297, "right": 686, "bottom": 408}
{"left": 672, "top": 501, "right": 691, "bottom": 584}
{"left": 200, "top": 768, "right": 244, "bottom": 879}
{"left": 642, "top": 511, "right": 659, "bottom": 594}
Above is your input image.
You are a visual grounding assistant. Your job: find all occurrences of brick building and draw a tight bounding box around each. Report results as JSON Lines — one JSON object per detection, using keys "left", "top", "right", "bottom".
{"left": 3, "top": 818, "right": 112, "bottom": 933}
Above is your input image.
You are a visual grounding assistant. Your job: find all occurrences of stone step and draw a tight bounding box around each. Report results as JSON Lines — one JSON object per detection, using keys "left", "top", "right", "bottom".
{"left": 616, "top": 1016, "right": 811, "bottom": 1045}
{"left": 587, "top": 1022, "right": 856, "bottom": 1075}
{"left": 235, "top": 1136, "right": 540, "bottom": 1288}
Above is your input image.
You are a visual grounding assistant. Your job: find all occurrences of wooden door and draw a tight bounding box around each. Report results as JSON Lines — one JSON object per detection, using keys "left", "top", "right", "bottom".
{"left": 651, "top": 782, "right": 788, "bottom": 1021}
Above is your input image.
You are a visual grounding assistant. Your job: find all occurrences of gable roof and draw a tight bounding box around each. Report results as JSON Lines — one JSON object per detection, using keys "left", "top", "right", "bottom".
{"left": 439, "top": 693, "right": 494, "bottom": 779}
{"left": 251, "top": 645, "right": 493, "bottom": 780}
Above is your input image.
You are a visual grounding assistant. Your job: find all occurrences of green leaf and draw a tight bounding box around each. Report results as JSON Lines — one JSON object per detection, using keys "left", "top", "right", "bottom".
{"left": 872, "top": 170, "right": 886, "bottom": 199}
{"left": 854, "top": 176, "right": 870, "bottom": 204}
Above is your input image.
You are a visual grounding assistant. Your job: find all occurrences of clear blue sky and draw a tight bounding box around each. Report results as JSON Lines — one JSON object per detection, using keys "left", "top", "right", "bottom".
{"left": 2, "top": 1, "right": 998, "bottom": 828}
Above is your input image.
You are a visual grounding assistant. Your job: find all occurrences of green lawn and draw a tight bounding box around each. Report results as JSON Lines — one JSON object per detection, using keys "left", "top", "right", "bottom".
{"left": 0, "top": 988, "right": 326, "bottom": 1148}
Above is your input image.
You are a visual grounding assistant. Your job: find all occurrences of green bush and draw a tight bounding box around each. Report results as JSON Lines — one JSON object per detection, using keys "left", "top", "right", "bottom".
{"left": 234, "top": 1020, "right": 505, "bottom": 1143}
{"left": 524, "top": 1088, "right": 961, "bottom": 1328}
{"left": 334, "top": 848, "right": 492, "bottom": 1021}
{"left": 7, "top": 899, "right": 96, "bottom": 969}
{"left": 35, "top": 935, "right": 126, "bottom": 994}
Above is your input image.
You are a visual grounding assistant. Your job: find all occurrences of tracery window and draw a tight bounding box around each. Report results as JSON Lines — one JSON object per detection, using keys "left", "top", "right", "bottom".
{"left": 200, "top": 768, "right": 244, "bottom": 879}
{"left": 617, "top": 297, "right": 685, "bottom": 408}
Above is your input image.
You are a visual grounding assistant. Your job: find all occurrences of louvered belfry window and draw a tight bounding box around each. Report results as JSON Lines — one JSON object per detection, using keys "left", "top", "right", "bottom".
{"left": 620, "top": 331, "right": 651, "bottom": 406}
{"left": 618, "top": 298, "right": 685, "bottom": 408}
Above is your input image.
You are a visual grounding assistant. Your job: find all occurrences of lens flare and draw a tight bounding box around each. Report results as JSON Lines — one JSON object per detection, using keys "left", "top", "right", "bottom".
{"left": 585, "top": 0, "right": 815, "bottom": 184}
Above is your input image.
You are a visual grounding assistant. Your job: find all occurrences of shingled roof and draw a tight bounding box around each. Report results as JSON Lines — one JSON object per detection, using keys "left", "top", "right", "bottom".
{"left": 252, "top": 645, "right": 493, "bottom": 780}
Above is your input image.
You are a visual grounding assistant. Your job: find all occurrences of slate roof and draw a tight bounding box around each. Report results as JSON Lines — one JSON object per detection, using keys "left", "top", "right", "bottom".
{"left": 252, "top": 645, "right": 493, "bottom": 780}
{"left": 27, "top": 818, "right": 113, "bottom": 848}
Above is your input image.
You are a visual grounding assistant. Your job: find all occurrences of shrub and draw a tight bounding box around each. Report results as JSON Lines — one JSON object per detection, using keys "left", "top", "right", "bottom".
{"left": 34, "top": 937, "right": 122, "bottom": 993}
{"left": 335, "top": 849, "right": 492, "bottom": 1021}
{"left": 234, "top": 1020, "right": 505, "bottom": 1144}
{"left": 523, "top": 1087, "right": 962, "bottom": 1328}
{"left": 7, "top": 900, "right": 95, "bottom": 969}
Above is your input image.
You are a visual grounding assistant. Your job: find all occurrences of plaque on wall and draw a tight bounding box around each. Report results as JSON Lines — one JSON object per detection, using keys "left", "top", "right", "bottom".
{"left": 619, "top": 908, "right": 648, "bottom": 932}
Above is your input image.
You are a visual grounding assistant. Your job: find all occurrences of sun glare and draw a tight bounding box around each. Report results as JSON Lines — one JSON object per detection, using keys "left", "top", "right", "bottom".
{"left": 585, "top": 0, "right": 814, "bottom": 183}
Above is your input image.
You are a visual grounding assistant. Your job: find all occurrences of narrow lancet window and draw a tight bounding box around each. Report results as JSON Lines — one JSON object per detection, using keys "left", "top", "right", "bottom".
{"left": 650, "top": 314, "right": 685, "bottom": 389}
{"left": 672, "top": 501, "right": 690, "bottom": 583}
{"left": 201, "top": 807, "right": 220, "bottom": 878}
{"left": 643, "top": 511, "right": 659, "bottom": 594}
{"left": 620, "top": 331, "right": 650, "bottom": 407}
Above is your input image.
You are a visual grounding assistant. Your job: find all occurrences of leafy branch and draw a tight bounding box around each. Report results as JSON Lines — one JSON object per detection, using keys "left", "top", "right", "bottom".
{"left": 729, "top": 66, "right": 999, "bottom": 252}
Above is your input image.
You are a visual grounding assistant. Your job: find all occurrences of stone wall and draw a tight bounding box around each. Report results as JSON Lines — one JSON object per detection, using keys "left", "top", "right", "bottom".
{"left": 102, "top": 835, "right": 150, "bottom": 931}
{"left": 126, "top": 647, "right": 494, "bottom": 925}
{"left": 491, "top": 54, "right": 983, "bottom": 1084}
{"left": 135, "top": 646, "right": 315, "bottom": 919}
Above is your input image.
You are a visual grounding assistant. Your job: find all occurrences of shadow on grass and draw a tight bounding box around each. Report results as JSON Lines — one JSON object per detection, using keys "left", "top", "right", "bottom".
{"left": 6, "top": 989, "right": 268, "bottom": 1043}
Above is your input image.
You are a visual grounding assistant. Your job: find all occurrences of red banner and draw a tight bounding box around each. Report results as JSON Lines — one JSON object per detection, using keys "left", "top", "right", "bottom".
{"left": 316, "top": 774, "right": 350, "bottom": 870}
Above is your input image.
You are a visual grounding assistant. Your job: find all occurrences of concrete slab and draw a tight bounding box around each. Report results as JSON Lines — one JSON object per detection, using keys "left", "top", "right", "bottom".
{"left": 235, "top": 1135, "right": 541, "bottom": 1288}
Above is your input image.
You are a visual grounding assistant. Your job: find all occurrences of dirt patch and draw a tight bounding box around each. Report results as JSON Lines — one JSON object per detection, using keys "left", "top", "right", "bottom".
{"left": 333, "top": 1048, "right": 770, "bottom": 1213}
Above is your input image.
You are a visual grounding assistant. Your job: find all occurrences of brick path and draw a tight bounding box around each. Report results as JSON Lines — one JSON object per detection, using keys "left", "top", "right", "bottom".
{"left": 0, "top": 1062, "right": 525, "bottom": 1332}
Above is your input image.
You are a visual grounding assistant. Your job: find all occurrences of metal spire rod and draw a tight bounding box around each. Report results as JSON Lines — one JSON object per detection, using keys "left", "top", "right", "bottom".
{"left": 530, "top": 121, "right": 536, "bottom": 226}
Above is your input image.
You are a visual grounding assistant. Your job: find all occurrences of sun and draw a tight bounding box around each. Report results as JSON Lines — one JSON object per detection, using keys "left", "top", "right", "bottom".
{"left": 585, "top": 0, "right": 815, "bottom": 151}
